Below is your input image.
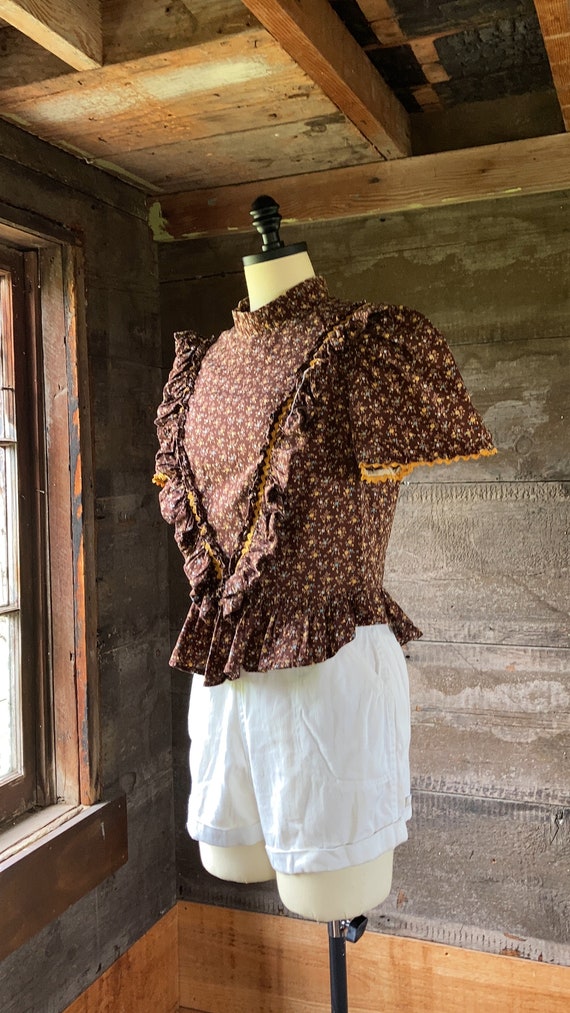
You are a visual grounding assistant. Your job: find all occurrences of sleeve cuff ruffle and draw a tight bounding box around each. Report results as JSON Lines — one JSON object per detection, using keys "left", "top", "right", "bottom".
{"left": 360, "top": 447, "right": 498, "bottom": 483}
{"left": 348, "top": 306, "right": 497, "bottom": 482}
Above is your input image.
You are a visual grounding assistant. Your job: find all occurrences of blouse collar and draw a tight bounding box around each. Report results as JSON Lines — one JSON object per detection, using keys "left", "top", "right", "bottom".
{"left": 232, "top": 276, "right": 329, "bottom": 339}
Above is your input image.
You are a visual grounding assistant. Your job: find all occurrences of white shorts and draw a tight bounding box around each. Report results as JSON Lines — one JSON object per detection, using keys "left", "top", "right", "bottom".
{"left": 187, "top": 624, "right": 412, "bottom": 875}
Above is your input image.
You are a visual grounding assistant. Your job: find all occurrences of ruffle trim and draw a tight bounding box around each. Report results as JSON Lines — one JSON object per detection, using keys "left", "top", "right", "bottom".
{"left": 360, "top": 447, "right": 498, "bottom": 483}
{"left": 218, "top": 305, "right": 366, "bottom": 619}
{"left": 154, "top": 330, "right": 221, "bottom": 603}
{"left": 170, "top": 588, "right": 422, "bottom": 686}
{"left": 154, "top": 307, "right": 366, "bottom": 622}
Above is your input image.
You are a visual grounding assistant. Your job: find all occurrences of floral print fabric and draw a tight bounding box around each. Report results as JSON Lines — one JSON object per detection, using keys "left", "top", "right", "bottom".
{"left": 154, "top": 277, "right": 496, "bottom": 687}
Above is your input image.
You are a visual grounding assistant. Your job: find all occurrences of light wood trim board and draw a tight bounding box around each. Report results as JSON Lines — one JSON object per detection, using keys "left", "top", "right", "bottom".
{"left": 178, "top": 901, "right": 570, "bottom": 1013}
{"left": 61, "top": 899, "right": 570, "bottom": 1012}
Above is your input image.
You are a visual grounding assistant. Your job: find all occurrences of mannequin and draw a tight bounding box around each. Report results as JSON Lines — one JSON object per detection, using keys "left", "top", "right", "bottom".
{"left": 156, "top": 194, "right": 494, "bottom": 1011}
{"left": 198, "top": 196, "right": 396, "bottom": 923}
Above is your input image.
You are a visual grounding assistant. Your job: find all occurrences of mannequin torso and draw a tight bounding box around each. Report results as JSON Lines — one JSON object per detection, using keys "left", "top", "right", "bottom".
{"left": 198, "top": 249, "right": 395, "bottom": 921}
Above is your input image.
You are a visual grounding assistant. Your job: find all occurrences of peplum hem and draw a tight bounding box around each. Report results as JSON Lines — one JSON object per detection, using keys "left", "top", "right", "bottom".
{"left": 170, "top": 588, "right": 422, "bottom": 687}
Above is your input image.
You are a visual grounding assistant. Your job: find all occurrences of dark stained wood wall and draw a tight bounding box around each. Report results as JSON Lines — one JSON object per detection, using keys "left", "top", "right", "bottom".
{"left": 0, "top": 120, "right": 176, "bottom": 1012}
{"left": 159, "top": 189, "right": 570, "bottom": 965}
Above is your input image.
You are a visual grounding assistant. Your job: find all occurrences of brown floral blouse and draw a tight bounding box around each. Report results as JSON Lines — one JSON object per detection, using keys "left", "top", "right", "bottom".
{"left": 154, "top": 277, "right": 496, "bottom": 687}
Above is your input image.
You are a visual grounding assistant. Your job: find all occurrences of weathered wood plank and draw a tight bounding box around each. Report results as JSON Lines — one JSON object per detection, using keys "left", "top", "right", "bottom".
{"left": 406, "top": 641, "right": 570, "bottom": 803}
{"left": 0, "top": 25, "right": 71, "bottom": 88}
{"left": 0, "top": 27, "right": 279, "bottom": 114}
{"left": 386, "top": 481, "right": 569, "bottom": 648}
{"left": 112, "top": 115, "right": 377, "bottom": 192}
{"left": 0, "top": 0, "right": 102, "bottom": 69}
{"left": 411, "top": 92, "right": 564, "bottom": 155}
{"left": 157, "top": 188, "right": 570, "bottom": 287}
{"left": 0, "top": 122, "right": 176, "bottom": 1013}
{"left": 532, "top": 0, "right": 570, "bottom": 129}
{"left": 159, "top": 275, "right": 245, "bottom": 354}
{"left": 241, "top": 0, "right": 410, "bottom": 158}
{"left": 26, "top": 72, "right": 333, "bottom": 160}
{"left": 178, "top": 901, "right": 570, "bottom": 1013}
{"left": 290, "top": 195, "right": 570, "bottom": 350}
{"left": 358, "top": 0, "right": 406, "bottom": 45}
{"left": 375, "top": 791, "right": 570, "bottom": 957}
{"left": 103, "top": 0, "right": 257, "bottom": 64}
{"left": 0, "top": 797, "right": 128, "bottom": 963}
{"left": 60, "top": 243, "right": 100, "bottom": 804}
{"left": 401, "top": 335, "right": 569, "bottom": 483}
{"left": 0, "top": 27, "right": 373, "bottom": 191}
{"left": 157, "top": 132, "right": 570, "bottom": 237}
{"left": 40, "top": 246, "right": 81, "bottom": 803}
{"left": 0, "top": 118, "right": 149, "bottom": 219}
{"left": 0, "top": 34, "right": 332, "bottom": 155}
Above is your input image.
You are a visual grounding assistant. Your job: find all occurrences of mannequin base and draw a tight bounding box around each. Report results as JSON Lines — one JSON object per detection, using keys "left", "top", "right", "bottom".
{"left": 199, "top": 841, "right": 394, "bottom": 922}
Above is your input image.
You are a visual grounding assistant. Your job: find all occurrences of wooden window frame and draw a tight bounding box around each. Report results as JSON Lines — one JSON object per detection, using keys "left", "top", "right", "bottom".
{"left": 0, "top": 209, "right": 127, "bottom": 963}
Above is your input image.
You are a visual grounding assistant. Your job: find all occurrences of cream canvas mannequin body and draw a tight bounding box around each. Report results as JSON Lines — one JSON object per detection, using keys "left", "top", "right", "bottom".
{"left": 198, "top": 248, "right": 395, "bottom": 922}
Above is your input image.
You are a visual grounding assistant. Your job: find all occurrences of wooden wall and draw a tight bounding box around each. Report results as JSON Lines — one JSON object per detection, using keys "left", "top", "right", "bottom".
{"left": 58, "top": 900, "right": 570, "bottom": 1012}
{"left": 178, "top": 901, "right": 570, "bottom": 1012}
{"left": 0, "top": 120, "right": 176, "bottom": 1012}
{"left": 159, "top": 189, "right": 570, "bottom": 964}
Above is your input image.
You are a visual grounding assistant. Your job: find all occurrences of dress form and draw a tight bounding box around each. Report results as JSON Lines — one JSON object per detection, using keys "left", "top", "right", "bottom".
{"left": 199, "top": 197, "right": 395, "bottom": 923}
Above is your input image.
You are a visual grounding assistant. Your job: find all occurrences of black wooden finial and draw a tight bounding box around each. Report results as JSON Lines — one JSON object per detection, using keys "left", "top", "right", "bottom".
{"left": 249, "top": 195, "right": 285, "bottom": 253}
{"left": 243, "top": 194, "right": 308, "bottom": 267}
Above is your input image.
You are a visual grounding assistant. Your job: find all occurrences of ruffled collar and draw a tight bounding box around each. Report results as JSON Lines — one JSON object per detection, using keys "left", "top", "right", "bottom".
{"left": 232, "top": 276, "right": 329, "bottom": 340}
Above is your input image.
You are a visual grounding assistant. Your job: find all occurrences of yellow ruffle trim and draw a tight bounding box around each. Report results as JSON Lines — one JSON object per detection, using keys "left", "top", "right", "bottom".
{"left": 152, "top": 471, "right": 169, "bottom": 487}
{"left": 186, "top": 490, "right": 224, "bottom": 580}
{"left": 238, "top": 311, "right": 358, "bottom": 563}
{"left": 360, "top": 447, "right": 497, "bottom": 483}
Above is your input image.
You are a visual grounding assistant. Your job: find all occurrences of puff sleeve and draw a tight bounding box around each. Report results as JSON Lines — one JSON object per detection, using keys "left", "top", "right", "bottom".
{"left": 347, "top": 305, "right": 496, "bottom": 482}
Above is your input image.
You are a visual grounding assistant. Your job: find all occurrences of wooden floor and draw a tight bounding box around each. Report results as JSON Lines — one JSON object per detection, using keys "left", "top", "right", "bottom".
{"left": 65, "top": 901, "right": 570, "bottom": 1012}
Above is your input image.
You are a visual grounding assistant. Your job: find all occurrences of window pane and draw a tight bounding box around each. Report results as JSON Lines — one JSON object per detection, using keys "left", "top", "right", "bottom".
{"left": 0, "top": 271, "right": 23, "bottom": 786}
{"left": 0, "top": 385, "right": 16, "bottom": 443}
{"left": 0, "top": 611, "right": 21, "bottom": 781}
{"left": 0, "top": 444, "right": 19, "bottom": 609}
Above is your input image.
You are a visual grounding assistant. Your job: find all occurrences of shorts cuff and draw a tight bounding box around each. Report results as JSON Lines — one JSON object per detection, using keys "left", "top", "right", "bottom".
{"left": 187, "top": 817, "right": 264, "bottom": 849}
{"left": 267, "top": 814, "right": 411, "bottom": 875}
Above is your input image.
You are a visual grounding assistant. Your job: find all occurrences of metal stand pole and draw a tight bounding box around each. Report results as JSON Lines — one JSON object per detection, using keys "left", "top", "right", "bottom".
{"left": 327, "top": 915, "right": 368, "bottom": 1013}
{"left": 328, "top": 921, "right": 348, "bottom": 1013}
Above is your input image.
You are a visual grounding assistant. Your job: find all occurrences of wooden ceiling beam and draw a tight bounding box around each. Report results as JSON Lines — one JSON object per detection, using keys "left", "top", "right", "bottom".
{"left": 533, "top": 0, "right": 570, "bottom": 130}
{"left": 0, "top": 0, "right": 102, "bottom": 70}
{"left": 155, "top": 132, "right": 570, "bottom": 240}
{"left": 239, "top": 0, "right": 410, "bottom": 159}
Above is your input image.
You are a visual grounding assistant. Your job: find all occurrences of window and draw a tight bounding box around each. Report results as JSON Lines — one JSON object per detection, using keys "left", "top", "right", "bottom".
{"left": 0, "top": 233, "right": 99, "bottom": 829}
{"left": 0, "top": 222, "right": 127, "bottom": 962}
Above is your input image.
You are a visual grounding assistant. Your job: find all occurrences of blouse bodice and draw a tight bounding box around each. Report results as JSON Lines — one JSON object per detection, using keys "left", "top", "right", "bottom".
{"left": 154, "top": 277, "right": 496, "bottom": 686}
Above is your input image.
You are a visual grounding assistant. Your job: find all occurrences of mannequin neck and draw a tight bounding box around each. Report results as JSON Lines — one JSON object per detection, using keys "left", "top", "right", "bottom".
{"left": 244, "top": 250, "right": 316, "bottom": 311}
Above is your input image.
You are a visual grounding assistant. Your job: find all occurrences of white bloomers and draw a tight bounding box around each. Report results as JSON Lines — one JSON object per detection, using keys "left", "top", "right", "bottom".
{"left": 187, "top": 623, "right": 412, "bottom": 875}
